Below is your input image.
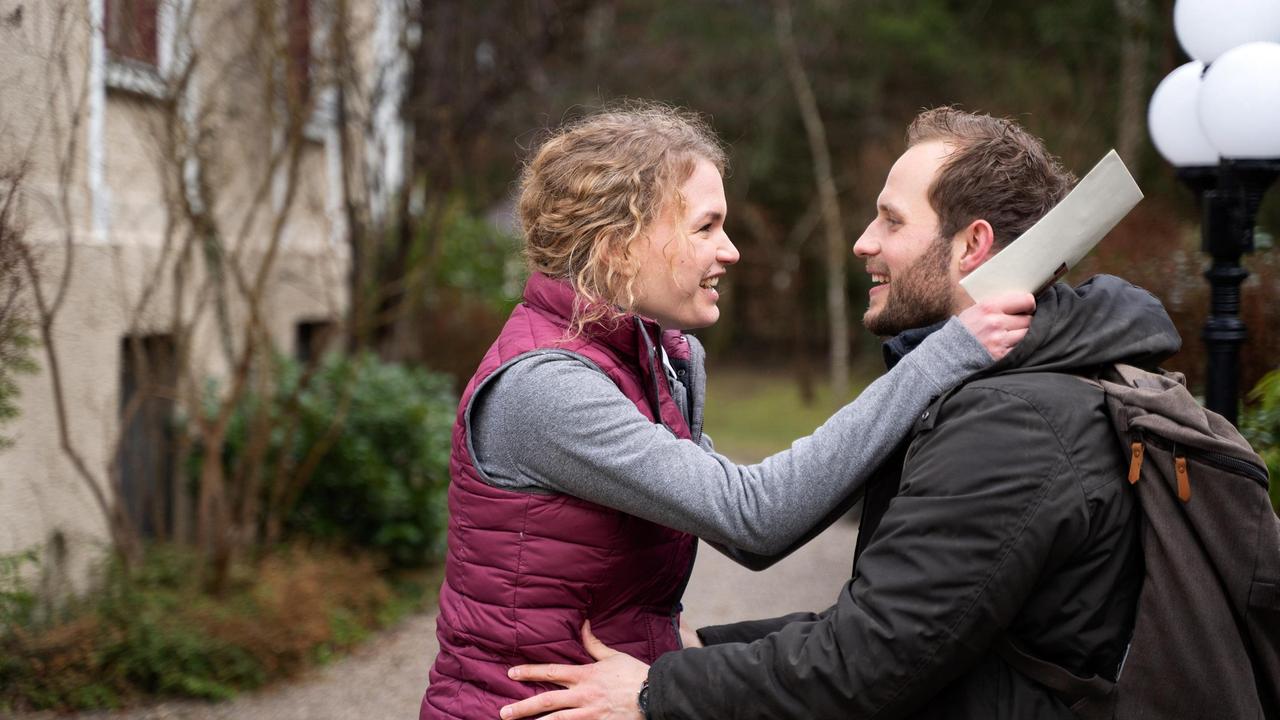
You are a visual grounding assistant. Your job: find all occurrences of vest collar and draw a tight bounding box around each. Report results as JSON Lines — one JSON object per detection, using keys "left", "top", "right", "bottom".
{"left": 521, "top": 272, "right": 690, "bottom": 362}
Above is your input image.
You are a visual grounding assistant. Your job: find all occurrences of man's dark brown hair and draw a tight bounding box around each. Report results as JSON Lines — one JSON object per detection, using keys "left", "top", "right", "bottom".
{"left": 907, "top": 107, "right": 1076, "bottom": 249}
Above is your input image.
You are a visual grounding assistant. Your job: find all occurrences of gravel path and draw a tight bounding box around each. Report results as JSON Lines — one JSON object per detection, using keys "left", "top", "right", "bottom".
{"left": 13, "top": 519, "right": 859, "bottom": 720}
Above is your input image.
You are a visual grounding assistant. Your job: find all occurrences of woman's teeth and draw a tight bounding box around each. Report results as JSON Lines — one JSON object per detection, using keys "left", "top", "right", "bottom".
{"left": 699, "top": 277, "right": 720, "bottom": 290}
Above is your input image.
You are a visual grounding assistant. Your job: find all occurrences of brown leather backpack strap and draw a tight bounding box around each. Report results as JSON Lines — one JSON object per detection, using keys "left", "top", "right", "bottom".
{"left": 994, "top": 635, "right": 1116, "bottom": 705}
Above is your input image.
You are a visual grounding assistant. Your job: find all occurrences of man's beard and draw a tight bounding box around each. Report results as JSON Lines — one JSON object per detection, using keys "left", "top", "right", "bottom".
{"left": 863, "top": 236, "right": 955, "bottom": 337}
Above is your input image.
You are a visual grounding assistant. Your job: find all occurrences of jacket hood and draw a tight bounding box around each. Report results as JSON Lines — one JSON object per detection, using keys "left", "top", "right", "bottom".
{"left": 885, "top": 274, "right": 1181, "bottom": 375}
{"left": 990, "top": 274, "right": 1180, "bottom": 375}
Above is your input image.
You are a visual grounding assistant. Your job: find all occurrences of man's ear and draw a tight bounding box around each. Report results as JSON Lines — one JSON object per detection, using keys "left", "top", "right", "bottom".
{"left": 956, "top": 219, "right": 995, "bottom": 274}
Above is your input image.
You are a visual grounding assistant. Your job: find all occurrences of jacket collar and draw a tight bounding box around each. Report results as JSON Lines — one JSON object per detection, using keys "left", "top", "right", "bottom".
{"left": 879, "top": 275, "right": 1182, "bottom": 376}
{"left": 882, "top": 319, "right": 949, "bottom": 370}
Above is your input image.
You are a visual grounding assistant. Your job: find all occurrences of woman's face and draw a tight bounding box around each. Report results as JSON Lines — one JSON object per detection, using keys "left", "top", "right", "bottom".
{"left": 632, "top": 158, "right": 739, "bottom": 330}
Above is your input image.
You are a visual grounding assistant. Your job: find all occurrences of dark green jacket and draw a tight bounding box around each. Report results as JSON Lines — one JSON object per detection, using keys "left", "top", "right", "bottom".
{"left": 647, "top": 275, "right": 1182, "bottom": 719}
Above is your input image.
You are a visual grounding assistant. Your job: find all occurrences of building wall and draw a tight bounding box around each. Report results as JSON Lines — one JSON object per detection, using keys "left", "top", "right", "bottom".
{"left": 0, "top": 0, "right": 386, "bottom": 596}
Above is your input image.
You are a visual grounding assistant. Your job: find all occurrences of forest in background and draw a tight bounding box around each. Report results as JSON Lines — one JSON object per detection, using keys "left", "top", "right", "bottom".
{"left": 399, "top": 0, "right": 1279, "bottom": 398}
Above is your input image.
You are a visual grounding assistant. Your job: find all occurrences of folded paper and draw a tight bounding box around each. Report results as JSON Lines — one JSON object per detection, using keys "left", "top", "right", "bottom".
{"left": 960, "top": 149, "right": 1143, "bottom": 303}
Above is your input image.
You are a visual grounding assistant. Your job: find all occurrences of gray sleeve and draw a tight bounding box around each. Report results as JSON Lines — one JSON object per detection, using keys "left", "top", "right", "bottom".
{"left": 470, "top": 317, "right": 991, "bottom": 555}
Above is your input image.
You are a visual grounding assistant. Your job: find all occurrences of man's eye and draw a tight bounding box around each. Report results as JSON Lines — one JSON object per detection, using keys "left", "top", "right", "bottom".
{"left": 698, "top": 223, "right": 713, "bottom": 233}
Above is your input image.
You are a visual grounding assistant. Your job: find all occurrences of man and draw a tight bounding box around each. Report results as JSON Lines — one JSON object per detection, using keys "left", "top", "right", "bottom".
{"left": 499, "top": 107, "right": 1182, "bottom": 719}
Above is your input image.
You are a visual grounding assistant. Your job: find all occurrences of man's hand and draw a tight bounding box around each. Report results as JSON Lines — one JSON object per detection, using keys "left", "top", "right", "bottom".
{"left": 501, "top": 621, "right": 651, "bottom": 720}
{"left": 957, "top": 291, "right": 1036, "bottom": 361}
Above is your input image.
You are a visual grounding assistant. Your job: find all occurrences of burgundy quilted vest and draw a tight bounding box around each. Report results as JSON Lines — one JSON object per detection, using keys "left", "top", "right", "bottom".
{"left": 421, "top": 273, "right": 698, "bottom": 719}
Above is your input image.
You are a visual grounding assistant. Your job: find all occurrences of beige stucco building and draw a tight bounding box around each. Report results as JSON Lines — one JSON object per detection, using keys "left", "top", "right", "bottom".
{"left": 0, "top": 0, "right": 404, "bottom": 596}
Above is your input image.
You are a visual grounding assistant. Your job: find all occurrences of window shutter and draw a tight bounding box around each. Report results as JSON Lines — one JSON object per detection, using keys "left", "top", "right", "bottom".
{"left": 105, "top": 0, "right": 160, "bottom": 67}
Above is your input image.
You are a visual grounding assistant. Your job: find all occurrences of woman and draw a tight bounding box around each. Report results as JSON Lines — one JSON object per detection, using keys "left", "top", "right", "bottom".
{"left": 421, "top": 104, "right": 1032, "bottom": 719}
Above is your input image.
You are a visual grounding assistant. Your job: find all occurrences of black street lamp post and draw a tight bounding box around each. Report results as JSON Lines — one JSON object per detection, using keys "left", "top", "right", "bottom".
{"left": 1149, "top": 2, "right": 1280, "bottom": 425}
{"left": 1195, "top": 162, "right": 1280, "bottom": 424}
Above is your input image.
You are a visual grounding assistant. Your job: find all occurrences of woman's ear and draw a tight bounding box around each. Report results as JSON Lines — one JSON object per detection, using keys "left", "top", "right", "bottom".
{"left": 957, "top": 219, "right": 996, "bottom": 274}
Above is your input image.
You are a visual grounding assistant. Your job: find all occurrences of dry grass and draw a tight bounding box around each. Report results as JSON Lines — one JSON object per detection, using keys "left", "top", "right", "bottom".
{"left": 0, "top": 546, "right": 429, "bottom": 713}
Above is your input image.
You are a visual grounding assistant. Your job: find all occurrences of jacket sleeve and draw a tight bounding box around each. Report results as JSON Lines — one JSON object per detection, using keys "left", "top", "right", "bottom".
{"left": 648, "top": 385, "right": 1085, "bottom": 719}
{"left": 697, "top": 610, "right": 827, "bottom": 646}
{"left": 705, "top": 485, "right": 860, "bottom": 571}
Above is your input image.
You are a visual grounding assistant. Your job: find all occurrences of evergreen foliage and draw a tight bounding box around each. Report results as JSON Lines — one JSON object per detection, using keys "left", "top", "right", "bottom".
{"left": 1242, "top": 370, "right": 1280, "bottom": 513}
{"left": 0, "top": 163, "right": 34, "bottom": 451}
{"left": 212, "top": 353, "right": 456, "bottom": 567}
{"left": 0, "top": 318, "right": 35, "bottom": 450}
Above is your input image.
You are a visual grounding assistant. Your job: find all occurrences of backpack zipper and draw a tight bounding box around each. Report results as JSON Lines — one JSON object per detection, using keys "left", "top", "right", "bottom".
{"left": 1174, "top": 454, "right": 1191, "bottom": 503}
{"left": 1134, "top": 432, "right": 1269, "bottom": 489}
{"left": 1193, "top": 448, "right": 1270, "bottom": 487}
{"left": 1128, "top": 442, "right": 1144, "bottom": 484}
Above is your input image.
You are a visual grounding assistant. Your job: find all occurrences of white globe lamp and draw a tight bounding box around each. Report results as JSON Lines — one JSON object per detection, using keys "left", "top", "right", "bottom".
{"left": 1198, "top": 41, "right": 1280, "bottom": 159}
{"left": 1148, "top": 61, "right": 1218, "bottom": 167}
{"left": 1174, "top": 0, "right": 1280, "bottom": 64}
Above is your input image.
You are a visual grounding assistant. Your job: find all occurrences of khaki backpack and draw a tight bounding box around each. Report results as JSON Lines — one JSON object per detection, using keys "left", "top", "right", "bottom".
{"left": 997, "top": 364, "right": 1280, "bottom": 719}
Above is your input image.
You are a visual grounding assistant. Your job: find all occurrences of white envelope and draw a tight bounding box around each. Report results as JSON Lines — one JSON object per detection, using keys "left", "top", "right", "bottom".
{"left": 959, "top": 149, "right": 1143, "bottom": 303}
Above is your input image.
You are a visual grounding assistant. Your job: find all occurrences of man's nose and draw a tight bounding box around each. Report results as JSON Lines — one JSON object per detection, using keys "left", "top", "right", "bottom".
{"left": 852, "top": 227, "right": 877, "bottom": 258}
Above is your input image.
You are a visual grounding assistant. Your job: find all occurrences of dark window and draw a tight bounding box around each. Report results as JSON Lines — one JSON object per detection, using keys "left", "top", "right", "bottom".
{"left": 117, "top": 334, "right": 176, "bottom": 538}
{"left": 296, "top": 320, "right": 335, "bottom": 364}
{"left": 286, "top": 0, "right": 312, "bottom": 109}
{"left": 105, "top": 0, "right": 160, "bottom": 67}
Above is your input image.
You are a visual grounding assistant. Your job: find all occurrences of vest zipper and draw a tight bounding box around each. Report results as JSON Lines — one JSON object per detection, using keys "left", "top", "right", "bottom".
{"left": 669, "top": 542, "right": 699, "bottom": 648}
{"left": 637, "top": 326, "right": 699, "bottom": 647}
{"left": 639, "top": 320, "right": 678, "bottom": 435}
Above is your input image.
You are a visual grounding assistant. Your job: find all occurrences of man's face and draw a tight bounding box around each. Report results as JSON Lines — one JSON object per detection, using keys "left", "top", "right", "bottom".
{"left": 852, "top": 140, "right": 961, "bottom": 337}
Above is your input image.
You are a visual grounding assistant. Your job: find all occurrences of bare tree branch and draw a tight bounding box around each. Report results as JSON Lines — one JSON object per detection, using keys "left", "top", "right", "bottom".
{"left": 774, "top": 0, "right": 849, "bottom": 399}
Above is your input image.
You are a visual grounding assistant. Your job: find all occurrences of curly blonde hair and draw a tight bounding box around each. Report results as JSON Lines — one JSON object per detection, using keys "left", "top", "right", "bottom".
{"left": 519, "top": 102, "right": 727, "bottom": 335}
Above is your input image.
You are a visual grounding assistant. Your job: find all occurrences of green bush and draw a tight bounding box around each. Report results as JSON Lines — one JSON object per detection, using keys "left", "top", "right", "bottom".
{"left": 0, "top": 314, "right": 36, "bottom": 451}
{"left": 433, "top": 211, "right": 523, "bottom": 313}
{"left": 1241, "top": 369, "right": 1280, "bottom": 513}
{"left": 217, "top": 353, "right": 456, "bottom": 567}
{"left": 94, "top": 548, "right": 264, "bottom": 702}
{"left": 0, "top": 548, "right": 38, "bottom": 631}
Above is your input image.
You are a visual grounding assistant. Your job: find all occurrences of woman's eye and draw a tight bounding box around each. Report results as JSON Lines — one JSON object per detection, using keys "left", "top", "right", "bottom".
{"left": 698, "top": 223, "right": 713, "bottom": 233}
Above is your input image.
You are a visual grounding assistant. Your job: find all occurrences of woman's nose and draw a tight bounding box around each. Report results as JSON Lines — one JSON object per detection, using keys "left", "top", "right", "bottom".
{"left": 718, "top": 233, "right": 741, "bottom": 265}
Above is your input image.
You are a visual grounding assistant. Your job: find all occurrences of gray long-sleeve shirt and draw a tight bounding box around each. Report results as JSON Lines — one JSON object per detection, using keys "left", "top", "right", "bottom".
{"left": 468, "top": 317, "right": 991, "bottom": 557}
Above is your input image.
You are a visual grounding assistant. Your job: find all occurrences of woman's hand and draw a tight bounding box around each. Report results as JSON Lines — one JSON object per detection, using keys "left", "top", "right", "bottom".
{"left": 957, "top": 291, "right": 1036, "bottom": 361}
{"left": 679, "top": 615, "right": 703, "bottom": 649}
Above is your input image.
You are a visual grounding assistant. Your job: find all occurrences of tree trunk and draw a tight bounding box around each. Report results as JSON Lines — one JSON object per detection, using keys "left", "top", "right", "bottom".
{"left": 773, "top": 0, "right": 848, "bottom": 400}
{"left": 1115, "top": 0, "right": 1151, "bottom": 166}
